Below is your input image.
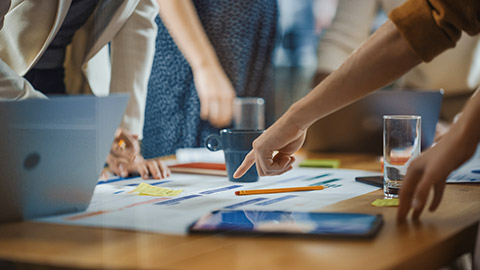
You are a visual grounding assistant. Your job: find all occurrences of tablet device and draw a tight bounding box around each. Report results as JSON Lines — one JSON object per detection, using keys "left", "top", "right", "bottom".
{"left": 189, "top": 210, "right": 383, "bottom": 239}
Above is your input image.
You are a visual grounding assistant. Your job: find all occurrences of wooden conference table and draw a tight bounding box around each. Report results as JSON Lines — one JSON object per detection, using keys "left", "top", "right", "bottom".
{"left": 0, "top": 152, "right": 478, "bottom": 270}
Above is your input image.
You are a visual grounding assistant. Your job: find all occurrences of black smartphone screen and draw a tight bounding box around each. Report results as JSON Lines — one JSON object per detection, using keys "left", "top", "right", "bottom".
{"left": 355, "top": 176, "right": 383, "bottom": 188}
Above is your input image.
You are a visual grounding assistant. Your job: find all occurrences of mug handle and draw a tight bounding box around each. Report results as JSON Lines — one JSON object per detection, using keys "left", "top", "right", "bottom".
{"left": 205, "top": 134, "right": 222, "bottom": 152}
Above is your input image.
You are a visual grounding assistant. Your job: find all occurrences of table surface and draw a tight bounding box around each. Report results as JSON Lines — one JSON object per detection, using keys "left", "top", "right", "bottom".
{"left": 0, "top": 152, "right": 478, "bottom": 270}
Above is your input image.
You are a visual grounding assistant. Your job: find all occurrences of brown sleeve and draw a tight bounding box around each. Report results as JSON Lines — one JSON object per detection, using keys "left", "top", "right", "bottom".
{"left": 389, "top": 0, "right": 480, "bottom": 62}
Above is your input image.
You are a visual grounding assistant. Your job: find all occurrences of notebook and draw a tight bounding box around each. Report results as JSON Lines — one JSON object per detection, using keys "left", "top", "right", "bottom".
{"left": 304, "top": 89, "right": 444, "bottom": 155}
{"left": 169, "top": 163, "right": 227, "bottom": 176}
{"left": 0, "top": 94, "right": 128, "bottom": 223}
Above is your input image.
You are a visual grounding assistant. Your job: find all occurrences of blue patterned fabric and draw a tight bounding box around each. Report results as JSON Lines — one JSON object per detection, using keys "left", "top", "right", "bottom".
{"left": 142, "top": 0, "right": 277, "bottom": 158}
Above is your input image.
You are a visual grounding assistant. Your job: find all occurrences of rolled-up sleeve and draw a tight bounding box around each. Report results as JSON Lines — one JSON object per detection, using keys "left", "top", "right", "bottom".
{"left": 389, "top": 0, "right": 480, "bottom": 62}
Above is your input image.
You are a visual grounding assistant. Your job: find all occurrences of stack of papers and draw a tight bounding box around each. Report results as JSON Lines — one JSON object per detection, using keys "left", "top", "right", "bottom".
{"left": 169, "top": 163, "right": 227, "bottom": 176}
{"left": 175, "top": 148, "right": 225, "bottom": 163}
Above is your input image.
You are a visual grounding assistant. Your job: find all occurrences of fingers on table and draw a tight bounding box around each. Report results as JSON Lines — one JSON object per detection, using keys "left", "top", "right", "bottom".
{"left": 411, "top": 171, "right": 446, "bottom": 221}
{"left": 411, "top": 175, "right": 431, "bottom": 221}
{"left": 144, "top": 159, "right": 171, "bottom": 179}
{"left": 429, "top": 181, "right": 446, "bottom": 211}
{"left": 137, "top": 163, "right": 149, "bottom": 180}
{"left": 398, "top": 164, "right": 447, "bottom": 222}
{"left": 107, "top": 155, "right": 130, "bottom": 178}
{"left": 397, "top": 166, "right": 422, "bottom": 222}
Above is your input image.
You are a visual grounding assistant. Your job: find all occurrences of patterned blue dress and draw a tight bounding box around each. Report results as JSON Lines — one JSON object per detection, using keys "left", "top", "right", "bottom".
{"left": 142, "top": 0, "right": 277, "bottom": 158}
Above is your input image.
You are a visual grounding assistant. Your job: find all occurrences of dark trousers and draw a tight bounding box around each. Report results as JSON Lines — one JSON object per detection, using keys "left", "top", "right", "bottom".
{"left": 24, "top": 68, "right": 67, "bottom": 95}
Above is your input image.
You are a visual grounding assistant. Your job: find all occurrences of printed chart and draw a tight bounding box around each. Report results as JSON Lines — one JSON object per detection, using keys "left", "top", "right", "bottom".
{"left": 447, "top": 144, "right": 480, "bottom": 183}
{"left": 38, "top": 168, "right": 380, "bottom": 235}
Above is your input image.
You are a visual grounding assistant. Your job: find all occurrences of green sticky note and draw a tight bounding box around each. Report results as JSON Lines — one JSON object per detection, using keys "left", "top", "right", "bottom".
{"left": 299, "top": 159, "right": 340, "bottom": 168}
{"left": 371, "top": 198, "right": 399, "bottom": 207}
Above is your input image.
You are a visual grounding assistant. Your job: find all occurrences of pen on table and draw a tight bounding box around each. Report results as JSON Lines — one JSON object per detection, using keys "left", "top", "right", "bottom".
{"left": 235, "top": 186, "right": 325, "bottom": 196}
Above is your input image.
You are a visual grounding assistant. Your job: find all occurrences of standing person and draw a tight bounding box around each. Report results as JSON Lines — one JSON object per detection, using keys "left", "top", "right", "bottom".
{"left": 234, "top": 0, "right": 480, "bottom": 223}
{"left": 0, "top": 0, "right": 170, "bottom": 179}
{"left": 141, "top": 0, "right": 277, "bottom": 159}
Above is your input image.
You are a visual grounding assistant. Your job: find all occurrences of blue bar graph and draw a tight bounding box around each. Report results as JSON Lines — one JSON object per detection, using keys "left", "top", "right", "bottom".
{"left": 224, "top": 198, "right": 268, "bottom": 209}
{"left": 303, "top": 174, "right": 331, "bottom": 181}
{"left": 309, "top": 178, "right": 340, "bottom": 186}
{"left": 97, "top": 175, "right": 140, "bottom": 185}
{"left": 274, "top": 175, "right": 308, "bottom": 184}
{"left": 200, "top": 185, "right": 243, "bottom": 195}
{"left": 155, "top": 195, "right": 202, "bottom": 206}
{"left": 255, "top": 195, "right": 297, "bottom": 206}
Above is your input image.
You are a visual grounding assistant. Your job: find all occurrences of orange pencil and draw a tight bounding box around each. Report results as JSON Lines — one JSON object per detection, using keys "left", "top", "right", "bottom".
{"left": 235, "top": 186, "right": 325, "bottom": 196}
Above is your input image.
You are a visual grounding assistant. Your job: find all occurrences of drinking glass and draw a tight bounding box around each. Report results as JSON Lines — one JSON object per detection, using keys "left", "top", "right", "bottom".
{"left": 383, "top": 115, "right": 421, "bottom": 198}
{"left": 233, "top": 97, "right": 265, "bottom": 130}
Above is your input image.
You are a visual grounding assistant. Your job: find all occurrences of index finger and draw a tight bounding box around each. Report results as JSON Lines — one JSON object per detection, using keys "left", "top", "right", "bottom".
{"left": 233, "top": 150, "right": 255, "bottom": 178}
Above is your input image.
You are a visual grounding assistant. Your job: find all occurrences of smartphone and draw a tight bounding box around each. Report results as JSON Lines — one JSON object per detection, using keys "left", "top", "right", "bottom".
{"left": 189, "top": 210, "right": 383, "bottom": 239}
{"left": 355, "top": 176, "right": 383, "bottom": 188}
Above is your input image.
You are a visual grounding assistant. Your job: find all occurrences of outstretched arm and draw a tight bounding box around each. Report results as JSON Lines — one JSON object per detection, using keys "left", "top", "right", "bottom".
{"left": 234, "top": 20, "right": 421, "bottom": 178}
{"left": 156, "top": 0, "right": 235, "bottom": 128}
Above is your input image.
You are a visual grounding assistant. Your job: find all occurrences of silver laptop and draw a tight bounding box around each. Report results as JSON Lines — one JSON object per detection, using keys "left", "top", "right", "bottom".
{"left": 304, "top": 89, "right": 444, "bottom": 154}
{"left": 0, "top": 94, "right": 128, "bottom": 222}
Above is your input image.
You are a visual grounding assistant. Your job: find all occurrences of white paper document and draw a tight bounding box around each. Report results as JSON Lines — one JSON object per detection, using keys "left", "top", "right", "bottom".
{"left": 175, "top": 147, "right": 225, "bottom": 163}
{"left": 38, "top": 168, "right": 380, "bottom": 235}
{"left": 447, "top": 144, "right": 480, "bottom": 183}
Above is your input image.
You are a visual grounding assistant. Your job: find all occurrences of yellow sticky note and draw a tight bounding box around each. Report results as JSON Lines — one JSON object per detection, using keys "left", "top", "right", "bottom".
{"left": 132, "top": 182, "right": 183, "bottom": 197}
{"left": 371, "top": 198, "right": 399, "bottom": 207}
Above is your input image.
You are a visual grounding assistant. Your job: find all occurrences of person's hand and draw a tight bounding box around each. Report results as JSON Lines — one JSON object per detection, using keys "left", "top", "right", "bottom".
{"left": 193, "top": 63, "right": 236, "bottom": 128}
{"left": 397, "top": 128, "right": 475, "bottom": 222}
{"left": 233, "top": 115, "right": 305, "bottom": 178}
{"left": 109, "top": 129, "right": 140, "bottom": 166}
{"left": 106, "top": 129, "right": 171, "bottom": 179}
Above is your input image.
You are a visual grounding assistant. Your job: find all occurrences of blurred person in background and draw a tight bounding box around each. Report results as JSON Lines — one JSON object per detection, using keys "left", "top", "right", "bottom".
{"left": 273, "top": 0, "right": 338, "bottom": 119}
{"left": 142, "top": 0, "right": 277, "bottom": 159}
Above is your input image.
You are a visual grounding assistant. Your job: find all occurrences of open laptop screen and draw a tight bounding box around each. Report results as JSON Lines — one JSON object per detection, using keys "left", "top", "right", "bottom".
{"left": 304, "top": 89, "right": 444, "bottom": 155}
{"left": 0, "top": 94, "right": 128, "bottom": 222}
